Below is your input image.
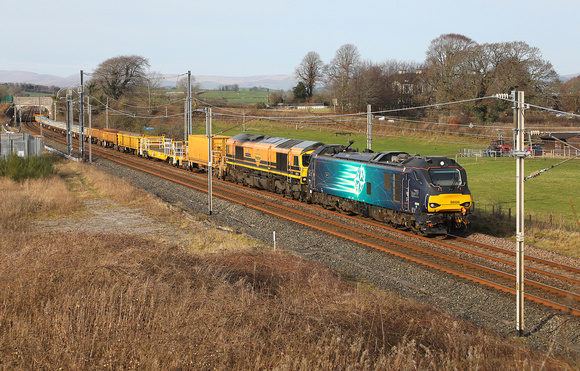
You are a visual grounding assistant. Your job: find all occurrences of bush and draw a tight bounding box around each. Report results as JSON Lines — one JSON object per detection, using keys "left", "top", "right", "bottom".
{"left": 0, "top": 154, "right": 56, "bottom": 181}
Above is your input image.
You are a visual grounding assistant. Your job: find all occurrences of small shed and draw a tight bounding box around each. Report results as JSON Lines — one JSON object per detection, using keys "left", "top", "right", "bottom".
{"left": 540, "top": 132, "right": 580, "bottom": 155}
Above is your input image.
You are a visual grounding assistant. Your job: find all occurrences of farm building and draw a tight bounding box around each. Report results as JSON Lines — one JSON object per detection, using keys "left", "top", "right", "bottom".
{"left": 540, "top": 132, "right": 580, "bottom": 155}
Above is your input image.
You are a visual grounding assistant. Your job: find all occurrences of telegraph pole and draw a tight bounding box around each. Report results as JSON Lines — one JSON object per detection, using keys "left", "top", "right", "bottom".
{"left": 39, "top": 96, "right": 43, "bottom": 138}
{"left": 494, "top": 91, "right": 527, "bottom": 336}
{"left": 184, "top": 100, "right": 188, "bottom": 140}
{"left": 366, "top": 104, "right": 372, "bottom": 151}
{"left": 206, "top": 107, "right": 213, "bottom": 215}
{"left": 187, "top": 71, "right": 192, "bottom": 136}
{"left": 514, "top": 90, "right": 526, "bottom": 336}
{"left": 79, "top": 70, "right": 85, "bottom": 161}
{"left": 88, "top": 96, "right": 92, "bottom": 163}
{"left": 66, "top": 91, "right": 73, "bottom": 155}
{"left": 106, "top": 97, "right": 109, "bottom": 129}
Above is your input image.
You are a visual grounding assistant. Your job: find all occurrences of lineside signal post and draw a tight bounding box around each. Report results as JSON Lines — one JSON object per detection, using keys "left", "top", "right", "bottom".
{"left": 206, "top": 107, "right": 213, "bottom": 215}
{"left": 514, "top": 90, "right": 526, "bottom": 337}
{"left": 494, "top": 91, "right": 526, "bottom": 336}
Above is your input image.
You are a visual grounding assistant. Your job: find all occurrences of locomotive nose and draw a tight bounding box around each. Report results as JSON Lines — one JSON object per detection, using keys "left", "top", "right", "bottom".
{"left": 427, "top": 194, "right": 473, "bottom": 212}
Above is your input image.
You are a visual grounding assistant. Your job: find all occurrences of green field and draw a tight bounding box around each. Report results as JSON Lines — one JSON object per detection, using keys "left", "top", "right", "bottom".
{"left": 196, "top": 89, "right": 270, "bottom": 105}
{"left": 199, "top": 121, "right": 479, "bottom": 156}
{"left": 461, "top": 157, "right": 580, "bottom": 226}
{"left": 197, "top": 122, "right": 579, "bottom": 230}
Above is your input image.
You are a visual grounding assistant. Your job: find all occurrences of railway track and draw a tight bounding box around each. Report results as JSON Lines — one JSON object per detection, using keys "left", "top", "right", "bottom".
{"left": 30, "top": 122, "right": 580, "bottom": 317}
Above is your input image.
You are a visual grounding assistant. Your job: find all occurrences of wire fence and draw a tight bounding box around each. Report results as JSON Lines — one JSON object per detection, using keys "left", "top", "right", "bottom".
{"left": 475, "top": 203, "right": 579, "bottom": 232}
{"left": 460, "top": 148, "right": 580, "bottom": 158}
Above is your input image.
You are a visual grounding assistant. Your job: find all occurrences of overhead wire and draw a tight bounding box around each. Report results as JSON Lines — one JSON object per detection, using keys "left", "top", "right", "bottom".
{"left": 101, "top": 95, "right": 187, "bottom": 110}
{"left": 87, "top": 95, "right": 187, "bottom": 119}
{"left": 67, "top": 84, "right": 578, "bottom": 146}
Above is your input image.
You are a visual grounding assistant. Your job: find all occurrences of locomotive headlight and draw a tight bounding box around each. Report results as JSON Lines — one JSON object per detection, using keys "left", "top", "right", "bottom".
{"left": 429, "top": 203, "right": 440, "bottom": 208}
{"left": 302, "top": 177, "right": 307, "bottom": 182}
{"left": 461, "top": 202, "right": 471, "bottom": 208}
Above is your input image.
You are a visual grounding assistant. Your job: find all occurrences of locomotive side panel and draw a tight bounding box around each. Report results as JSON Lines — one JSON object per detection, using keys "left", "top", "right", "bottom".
{"left": 308, "top": 155, "right": 403, "bottom": 211}
{"left": 226, "top": 135, "right": 297, "bottom": 179}
{"left": 225, "top": 135, "right": 323, "bottom": 200}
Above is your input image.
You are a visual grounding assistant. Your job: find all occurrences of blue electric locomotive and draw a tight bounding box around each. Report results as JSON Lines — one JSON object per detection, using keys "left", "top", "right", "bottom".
{"left": 306, "top": 144, "right": 472, "bottom": 234}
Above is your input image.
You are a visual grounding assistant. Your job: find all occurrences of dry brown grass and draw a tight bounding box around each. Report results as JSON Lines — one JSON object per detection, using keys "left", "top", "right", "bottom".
{"left": 0, "top": 232, "right": 576, "bottom": 370}
{"left": 64, "top": 162, "right": 155, "bottom": 206}
{"left": 471, "top": 210, "right": 580, "bottom": 259}
{"left": 59, "top": 161, "right": 177, "bottom": 220}
{"left": 0, "top": 175, "right": 81, "bottom": 231}
{"left": 527, "top": 228, "right": 580, "bottom": 259}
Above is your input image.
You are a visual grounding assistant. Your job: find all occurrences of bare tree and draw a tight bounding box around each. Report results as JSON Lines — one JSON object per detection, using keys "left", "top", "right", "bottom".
{"left": 0, "top": 84, "right": 8, "bottom": 100}
{"left": 294, "top": 51, "right": 324, "bottom": 99}
{"left": 465, "top": 41, "right": 558, "bottom": 121}
{"left": 326, "top": 44, "right": 361, "bottom": 111}
{"left": 350, "top": 60, "right": 388, "bottom": 111}
{"left": 176, "top": 75, "right": 201, "bottom": 93}
{"left": 92, "top": 55, "right": 150, "bottom": 100}
{"left": 496, "top": 41, "right": 557, "bottom": 100}
{"left": 424, "top": 33, "right": 477, "bottom": 103}
{"left": 559, "top": 76, "right": 580, "bottom": 113}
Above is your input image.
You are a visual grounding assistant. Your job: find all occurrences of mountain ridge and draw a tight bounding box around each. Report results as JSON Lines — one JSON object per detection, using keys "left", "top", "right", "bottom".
{"left": 3, "top": 69, "right": 579, "bottom": 91}
{"left": 0, "top": 70, "right": 296, "bottom": 90}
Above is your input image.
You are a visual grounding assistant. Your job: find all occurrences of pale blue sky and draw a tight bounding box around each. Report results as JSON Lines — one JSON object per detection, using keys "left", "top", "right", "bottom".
{"left": 2, "top": 0, "right": 578, "bottom": 78}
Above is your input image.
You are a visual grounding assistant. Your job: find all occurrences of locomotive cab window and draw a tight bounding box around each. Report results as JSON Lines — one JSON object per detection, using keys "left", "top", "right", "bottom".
{"left": 429, "top": 168, "right": 462, "bottom": 187}
{"left": 302, "top": 154, "right": 311, "bottom": 167}
{"left": 413, "top": 171, "right": 423, "bottom": 185}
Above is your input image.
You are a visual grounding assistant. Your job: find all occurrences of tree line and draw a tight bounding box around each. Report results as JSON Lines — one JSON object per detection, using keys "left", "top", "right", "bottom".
{"left": 8, "top": 33, "right": 576, "bottom": 126}
{"left": 0, "top": 83, "right": 57, "bottom": 98}
{"left": 294, "top": 34, "right": 580, "bottom": 122}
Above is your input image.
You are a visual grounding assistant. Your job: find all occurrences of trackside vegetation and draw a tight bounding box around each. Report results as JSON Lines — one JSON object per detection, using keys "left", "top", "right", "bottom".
{"left": 0, "top": 154, "right": 57, "bottom": 181}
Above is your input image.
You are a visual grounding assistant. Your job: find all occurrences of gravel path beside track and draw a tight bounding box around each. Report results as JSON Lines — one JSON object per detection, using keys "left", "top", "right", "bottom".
{"left": 85, "top": 155, "right": 580, "bottom": 355}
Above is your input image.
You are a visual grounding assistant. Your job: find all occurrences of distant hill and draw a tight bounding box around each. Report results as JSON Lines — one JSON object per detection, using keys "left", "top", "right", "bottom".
{"left": 0, "top": 70, "right": 297, "bottom": 90}
{"left": 193, "top": 75, "right": 296, "bottom": 90}
{"left": 0, "top": 70, "right": 80, "bottom": 87}
{"left": 560, "top": 73, "right": 580, "bottom": 82}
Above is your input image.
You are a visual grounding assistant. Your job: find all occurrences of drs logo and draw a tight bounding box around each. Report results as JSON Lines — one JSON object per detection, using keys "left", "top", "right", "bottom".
{"left": 354, "top": 165, "right": 365, "bottom": 195}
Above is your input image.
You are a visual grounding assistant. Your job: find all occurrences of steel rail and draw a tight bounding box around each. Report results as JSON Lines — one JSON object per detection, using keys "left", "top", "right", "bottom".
{"left": 324, "top": 208, "right": 580, "bottom": 284}
{"left": 32, "top": 122, "right": 580, "bottom": 316}
{"left": 94, "top": 149, "right": 580, "bottom": 315}
{"left": 447, "top": 234, "right": 580, "bottom": 275}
